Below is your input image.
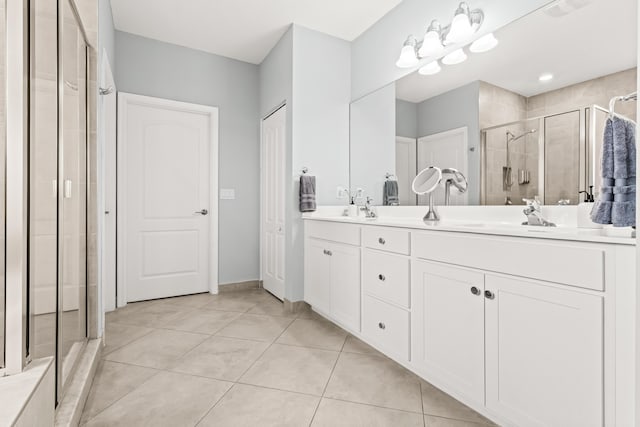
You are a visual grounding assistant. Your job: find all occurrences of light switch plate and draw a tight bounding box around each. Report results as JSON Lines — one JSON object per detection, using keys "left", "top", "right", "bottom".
{"left": 220, "top": 188, "right": 235, "bottom": 200}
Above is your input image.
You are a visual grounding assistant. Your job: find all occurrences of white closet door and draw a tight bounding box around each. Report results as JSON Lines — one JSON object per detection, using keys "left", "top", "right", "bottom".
{"left": 417, "top": 127, "right": 468, "bottom": 206}
{"left": 118, "top": 93, "right": 218, "bottom": 303}
{"left": 261, "top": 105, "right": 286, "bottom": 300}
{"left": 395, "top": 136, "right": 417, "bottom": 206}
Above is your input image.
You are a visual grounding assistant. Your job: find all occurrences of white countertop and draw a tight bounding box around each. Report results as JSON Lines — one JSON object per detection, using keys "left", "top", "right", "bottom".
{"left": 302, "top": 206, "right": 636, "bottom": 246}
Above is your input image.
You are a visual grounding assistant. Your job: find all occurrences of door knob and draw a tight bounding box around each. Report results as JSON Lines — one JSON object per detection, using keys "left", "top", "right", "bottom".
{"left": 378, "top": 274, "right": 386, "bottom": 281}
{"left": 378, "top": 237, "right": 386, "bottom": 245}
{"left": 484, "top": 290, "right": 495, "bottom": 300}
{"left": 470, "top": 286, "right": 481, "bottom": 296}
{"left": 195, "top": 209, "right": 208, "bottom": 215}
{"left": 378, "top": 322, "right": 386, "bottom": 330}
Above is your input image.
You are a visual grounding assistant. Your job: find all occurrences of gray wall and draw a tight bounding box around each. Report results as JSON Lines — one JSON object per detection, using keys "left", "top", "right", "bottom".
{"left": 350, "top": 0, "right": 552, "bottom": 100}
{"left": 350, "top": 84, "right": 396, "bottom": 205}
{"left": 259, "top": 27, "right": 296, "bottom": 300}
{"left": 259, "top": 25, "right": 351, "bottom": 302}
{"left": 115, "top": 31, "right": 261, "bottom": 285}
{"left": 396, "top": 99, "right": 417, "bottom": 139}
{"left": 417, "top": 81, "right": 481, "bottom": 203}
{"left": 290, "top": 26, "right": 351, "bottom": 302}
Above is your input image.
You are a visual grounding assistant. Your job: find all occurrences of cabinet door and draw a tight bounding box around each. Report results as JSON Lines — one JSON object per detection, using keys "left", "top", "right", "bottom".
{"left": 330, "top": 242, "right": 361, "bottom": 332}
{"left": 411, "top": 261, "right": 485, "bottom": 405}
{"left": 304, "top": 238, "right": 332, "bottom": 314}
{"left": 485, "top": 275, "right": 603, "bottom": 427}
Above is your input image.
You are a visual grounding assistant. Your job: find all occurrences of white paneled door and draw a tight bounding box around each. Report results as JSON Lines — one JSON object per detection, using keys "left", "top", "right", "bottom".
{"left": 261, "top": 105, "right": 286, "bottom": 300}
{"left": 118, "top": 93, "right": 218, "bottom": 303}
{"left": 417, "top": 127, "right": 468, "bottom": 206}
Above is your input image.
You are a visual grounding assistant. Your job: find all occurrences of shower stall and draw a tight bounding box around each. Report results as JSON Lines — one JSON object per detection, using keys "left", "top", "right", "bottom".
{"left": 1, "top": 0, "right": 97, "bottom": 412}
{"left": 481, "top": 105, "right": 614, "bottom": 206}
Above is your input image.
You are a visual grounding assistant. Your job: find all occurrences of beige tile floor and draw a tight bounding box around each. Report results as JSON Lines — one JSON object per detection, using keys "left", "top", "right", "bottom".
{"left": 81, "top": 288, "right": 496, "bottom": 427}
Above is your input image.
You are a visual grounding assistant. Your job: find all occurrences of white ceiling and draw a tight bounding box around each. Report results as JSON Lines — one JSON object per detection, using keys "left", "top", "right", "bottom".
{"left": 396, "top": 0, "right": 637, "bottom": 103}
{"left": 109, "top": 0, "right": 403, "bottom": 64}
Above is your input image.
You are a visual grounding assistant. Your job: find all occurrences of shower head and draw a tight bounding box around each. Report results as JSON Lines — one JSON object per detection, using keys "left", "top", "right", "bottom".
{"left": 507, "top": 128, "right": 537, "bottom": 143}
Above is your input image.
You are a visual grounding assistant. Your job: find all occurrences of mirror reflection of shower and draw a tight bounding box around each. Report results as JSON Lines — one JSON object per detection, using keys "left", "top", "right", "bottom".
{"left": 503, "top": 128, "right": 537, "bottom": 204}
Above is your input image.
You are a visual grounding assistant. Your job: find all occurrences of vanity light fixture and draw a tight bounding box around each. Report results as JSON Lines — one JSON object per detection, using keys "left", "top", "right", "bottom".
{"left": 469, "top": 33, "right": 498, "bottom": 53}
{"left": 418, "top": 20, "right": 444, "bottom": 58}
{"left": 396, "top": 36, "right": 420, "bottom": 68}
{"left": 446, "top": 2, "right": 482, "bottom": 44}
{"left": 418, "top": 61, "right": 442, "bottom": 75}
{"left": 539, "top": 73, "right": 554, "bottom": 82}
{"left": 442, "top": 48, "right": 467, "bottom": 65}
{"left": 396, "top": 2, "right": 489, "bottom": 73}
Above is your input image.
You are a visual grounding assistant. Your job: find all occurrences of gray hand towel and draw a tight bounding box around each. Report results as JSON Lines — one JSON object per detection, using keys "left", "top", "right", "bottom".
{"left": 591, "top": 116, "right": 636, "bottom": 227}
{"left": 383, "top": 180, "right": 399, "bottom": 206}
{"left": 299, "top": 175, "right": 316, "bottom": 212}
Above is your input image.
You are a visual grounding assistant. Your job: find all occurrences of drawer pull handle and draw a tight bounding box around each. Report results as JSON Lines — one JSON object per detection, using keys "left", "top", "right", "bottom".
{"left": 378, "top": 237, "right": 386, "bottom": 245}
{"left": 378, "top": 322, "right": 386, "bottom": 330}
{"left": 470, "top": 286, "right": 481, "bottom": 296}
{"left": 484, "top": 290, "right": 495, "bottom": 300}
{"left": 378, "top": 274, "right": 386, "bottom": 281}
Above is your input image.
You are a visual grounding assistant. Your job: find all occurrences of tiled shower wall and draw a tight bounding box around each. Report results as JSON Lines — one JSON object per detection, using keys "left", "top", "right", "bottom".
{"left": 481, "top": 68, "right": 637, "bottom": 205}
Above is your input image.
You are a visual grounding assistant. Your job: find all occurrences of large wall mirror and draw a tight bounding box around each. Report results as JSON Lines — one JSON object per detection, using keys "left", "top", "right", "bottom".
{"left": 350, "top": 0, "right": 637, "bottom": 206}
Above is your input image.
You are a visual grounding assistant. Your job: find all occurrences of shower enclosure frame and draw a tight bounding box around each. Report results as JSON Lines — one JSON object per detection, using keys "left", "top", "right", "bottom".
{"left": 480, "top": 105, "right": 605, "bottom": 205}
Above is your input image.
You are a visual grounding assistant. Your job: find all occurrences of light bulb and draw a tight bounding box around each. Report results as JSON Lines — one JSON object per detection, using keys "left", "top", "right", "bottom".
{"left": 396, "top": 37, "right": 419, "bottom": 68}
{"left": 442, "top": 48, "right": 467, "bottom": 65}
{"left": 446, "top": 4, "right": 473, "bottom": 44}
{"left": 418, "top": 61, "right": 441, "bottom": 76}
{"left": 418, "top": 20, "right": 444, "bottom": 58}
{"left": 469, "top": 33, "right": 498, "bottom": 53}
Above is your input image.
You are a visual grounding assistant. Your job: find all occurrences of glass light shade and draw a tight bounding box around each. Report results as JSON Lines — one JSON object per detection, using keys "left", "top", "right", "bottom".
{"left": 442, "top": 48, "right": 467, "bottom": 65}
{"left": 469, "top": 33, "right": 498, "bottom": 53}
{"left": 396, "top": 45, "right": 419, "bottom": 68}
{"left": 418, "top": 61, "right": 441, "bottom": 76}
{"left": 418, "top": 30, "right": 444, "bottom": 57}
{"left": 446, "top": 12, "right": 473, "bottom": 43}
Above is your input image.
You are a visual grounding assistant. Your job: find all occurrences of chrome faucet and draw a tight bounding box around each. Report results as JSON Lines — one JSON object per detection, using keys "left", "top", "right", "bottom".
{"left": 522, "top": 197, "right": 556, "bottom": 227}
{"left": 360, "top": 197, "right": 377, "bottom": 219}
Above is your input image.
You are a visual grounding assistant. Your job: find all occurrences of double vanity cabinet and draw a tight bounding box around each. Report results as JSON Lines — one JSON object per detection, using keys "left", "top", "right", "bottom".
{"left": 303, "top": 217, "right": 636, "bottom": 427}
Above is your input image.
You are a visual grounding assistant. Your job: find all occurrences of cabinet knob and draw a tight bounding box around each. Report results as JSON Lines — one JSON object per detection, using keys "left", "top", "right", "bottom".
{"left": 484, "top": 290, "right": 495, "bottom": 300}
{"left": 470, "top": 286, "right": 481, "bottom": 296}
{"left": 378, "top": 322, "right": 386, "bottom": 330}
{"left": 326, "top": 250, "right": 332, "bottom": 256}
{"left": 378, "top": 237, "right": 386, "bottom": 245}
{"left": 378, "top": 274, "right": 386, "bottom": 281}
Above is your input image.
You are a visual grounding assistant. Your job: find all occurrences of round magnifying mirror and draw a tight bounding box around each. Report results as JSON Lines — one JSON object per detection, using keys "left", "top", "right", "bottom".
{"left": 412, "top": 166, "right": 443, "bottom": 225}
{"left": 412, "top": 166, "right": 442, "bottom": 195}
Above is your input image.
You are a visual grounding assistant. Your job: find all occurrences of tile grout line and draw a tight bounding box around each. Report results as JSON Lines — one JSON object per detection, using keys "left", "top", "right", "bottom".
{"left": 308, "top": 335, "right": 347, "bottom": 426}
{"left": 81, "top": 349, "right": 165, "bottom": 424}
{"left": 192, "top": 310, "right": 297, "bottom": 425}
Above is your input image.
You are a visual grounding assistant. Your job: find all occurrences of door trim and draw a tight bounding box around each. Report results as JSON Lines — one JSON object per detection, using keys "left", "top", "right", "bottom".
{"left": 99, "top": 50, "right": 116, "bottom": 318}
{"left": 116, "top": 92, "right": 219, "bottom": 307}
{"left": 260, "top": 103, "right": 286, "bottom": 299}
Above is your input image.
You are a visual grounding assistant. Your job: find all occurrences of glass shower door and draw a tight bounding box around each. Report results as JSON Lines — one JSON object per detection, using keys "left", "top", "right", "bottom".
{"left": 58, "top": 0, "right": 88, "bottom": 389}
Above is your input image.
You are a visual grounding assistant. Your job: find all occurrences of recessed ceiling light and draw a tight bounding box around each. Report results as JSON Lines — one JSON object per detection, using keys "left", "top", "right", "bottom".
{"left": 539, "top": 73, "right": 554, "bottom": 82}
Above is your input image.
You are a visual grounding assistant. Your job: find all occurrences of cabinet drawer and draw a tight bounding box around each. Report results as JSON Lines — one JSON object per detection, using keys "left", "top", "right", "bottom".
{"left": 362, "top": 294, "right": 410, "bottom": 360}
{"left": 413, "top": 231, "right": 605, "bottom": 291}
{"left": 362, "top": 226, "right": 410, "bottom": 255}
{"left": 363, "top": 250, "right": 410, "bottom": 308}
{"left": 305, "top": 220, "right": 360, "bottom": 246}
